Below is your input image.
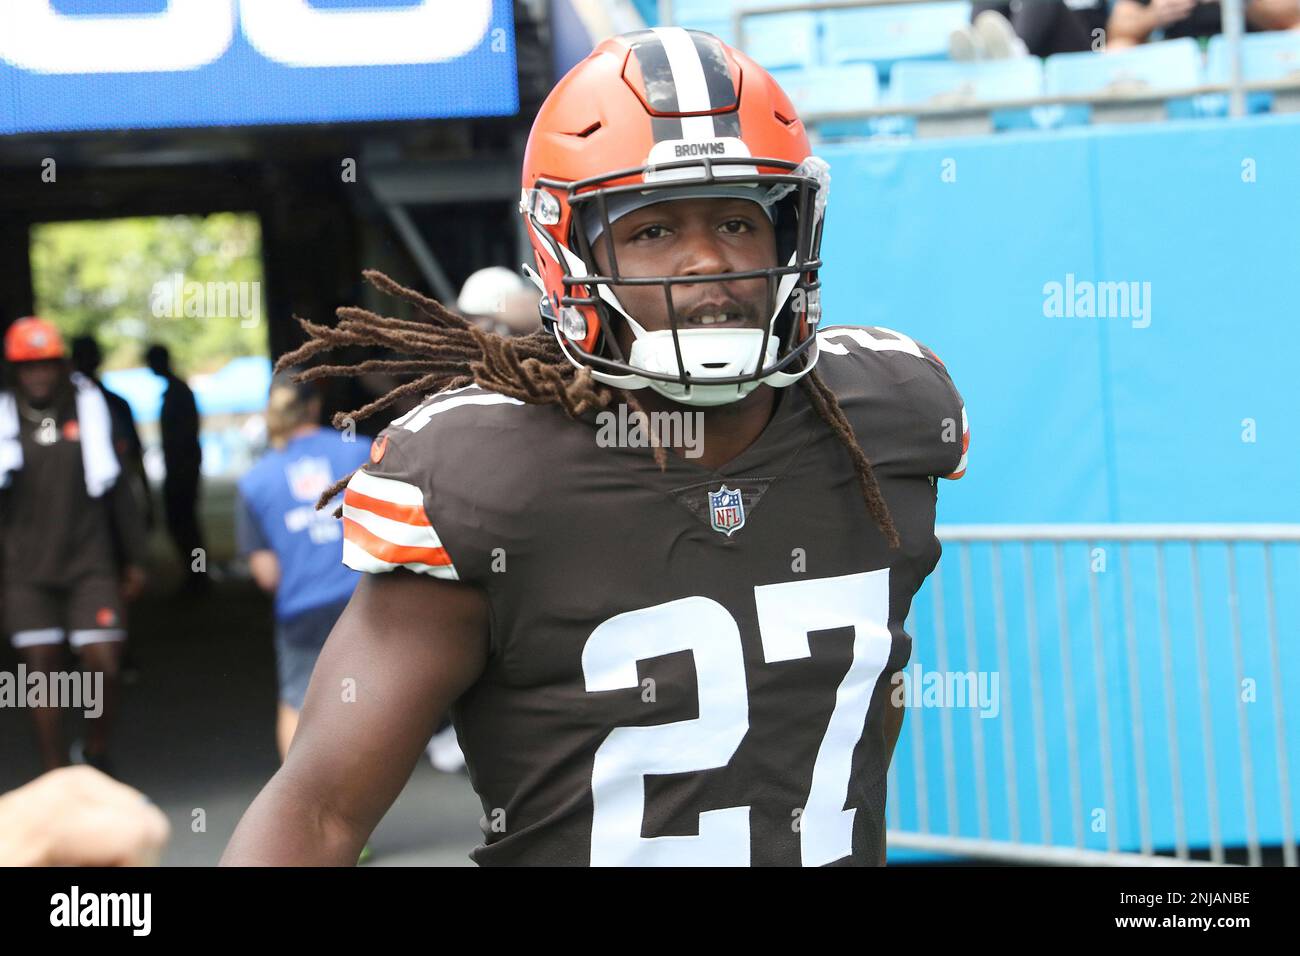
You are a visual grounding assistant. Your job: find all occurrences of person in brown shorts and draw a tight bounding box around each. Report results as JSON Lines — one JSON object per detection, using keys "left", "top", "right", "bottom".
{"left": 0, "top": 317, "right": 148, "bottom": 777}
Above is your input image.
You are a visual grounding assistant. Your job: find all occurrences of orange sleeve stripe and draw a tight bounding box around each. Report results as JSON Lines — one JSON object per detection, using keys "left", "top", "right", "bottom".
{"left": 343, "top": 517, "right": 452, "bottom": 567}
{"left": 344, "top": 486, "right": 432, "bottom": 527}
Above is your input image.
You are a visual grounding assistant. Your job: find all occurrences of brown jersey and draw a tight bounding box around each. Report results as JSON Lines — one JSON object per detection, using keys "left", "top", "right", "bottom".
{"left": 0, "top": 387, "right": 147, "bottom": 588}
{"left": 341, "top": 325, "right": 969, "bottom": 866}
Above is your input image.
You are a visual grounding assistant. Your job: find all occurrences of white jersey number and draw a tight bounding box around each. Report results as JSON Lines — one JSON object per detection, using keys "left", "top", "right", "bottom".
{"left": 581, "top": 569, "right": 893, "bottom": 866}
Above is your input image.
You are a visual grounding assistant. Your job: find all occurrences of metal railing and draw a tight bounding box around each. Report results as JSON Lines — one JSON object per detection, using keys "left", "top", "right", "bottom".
{"left": 887, "top": 525, "right": 1299, "bottom": 866}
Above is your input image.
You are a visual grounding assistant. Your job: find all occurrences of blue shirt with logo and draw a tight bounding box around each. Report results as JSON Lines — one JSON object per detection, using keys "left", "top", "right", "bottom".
{"left": 236, "top": 428, "right": 370, "bottom": 622}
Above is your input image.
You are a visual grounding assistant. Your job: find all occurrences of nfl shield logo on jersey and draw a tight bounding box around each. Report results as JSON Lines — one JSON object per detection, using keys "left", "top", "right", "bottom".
{"left": 708, "top": 485, "right": 745, "bottom": 536}
{"left": 286, "top": 456, "right": 333, "bottom": 503}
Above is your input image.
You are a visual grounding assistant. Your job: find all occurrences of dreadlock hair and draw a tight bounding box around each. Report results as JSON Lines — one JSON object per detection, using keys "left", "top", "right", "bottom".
{"left": 278, "top": 269, "right": 900, "bottom": 549}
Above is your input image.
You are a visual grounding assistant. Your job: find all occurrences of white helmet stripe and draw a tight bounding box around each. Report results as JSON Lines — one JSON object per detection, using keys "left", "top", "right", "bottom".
{"left": 651, "top": 27, "right": 716, "bottom": 139}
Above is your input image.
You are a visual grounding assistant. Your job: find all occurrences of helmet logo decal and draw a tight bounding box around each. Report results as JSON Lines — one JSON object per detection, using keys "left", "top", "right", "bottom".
{"left": 645, "top": 137, "right": 757, "bottom": 182}
{"left": 674, "top": 141, "right": 724, "bottom": 157}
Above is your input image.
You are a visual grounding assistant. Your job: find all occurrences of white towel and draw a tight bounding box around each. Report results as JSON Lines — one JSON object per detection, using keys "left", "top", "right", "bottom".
{"left": 0, "top": 371, "right": 120, "bottom": 498}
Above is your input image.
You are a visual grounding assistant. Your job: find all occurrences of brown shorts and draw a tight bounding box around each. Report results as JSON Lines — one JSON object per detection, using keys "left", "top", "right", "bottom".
{"left": 5, "top": 576, "right": 126, "bottom": 649}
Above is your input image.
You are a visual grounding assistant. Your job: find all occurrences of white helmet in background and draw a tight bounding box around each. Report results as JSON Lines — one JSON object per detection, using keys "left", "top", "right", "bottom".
{"left": 457, "top": 267, "right": 540, "bottom": 337}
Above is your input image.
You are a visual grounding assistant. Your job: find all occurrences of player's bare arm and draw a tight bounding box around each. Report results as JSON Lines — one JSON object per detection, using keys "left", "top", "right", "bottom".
{"left": 220, "top": 571, "right": 488, "bottom": 865}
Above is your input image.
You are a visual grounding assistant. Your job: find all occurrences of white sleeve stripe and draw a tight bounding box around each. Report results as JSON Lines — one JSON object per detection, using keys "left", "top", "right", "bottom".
{"left": 342, "top": 502, "right": 444, "bottom": 549}
{"left": 343, "top": 539, "right": 460, "bottom": 580}
{"left": 400, "top": 391, "right": 525, "bottom": 433}
{"left": 345, "top": 467, "right": 426, "bottom": 507}
{"left": 389, "top": 384, "right": 480, "bottom": 427}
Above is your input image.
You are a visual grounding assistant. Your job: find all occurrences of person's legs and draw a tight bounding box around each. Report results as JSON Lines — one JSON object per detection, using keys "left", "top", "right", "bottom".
{"left": 74, "top": 640, "right": 122, "bottom": 768}
{"left": 16, "top": 641, "right": 70, "bottom": 772}
{"left": 8, "top": 583, "right": 71, "bottom": 773}
{"left": 955, "top": 3, "right": 1015, "bottom": 59}
{"left": 164, "top": 468, "right": 207, "bottom": 590}
{"left": 272, "top": 598, "right": 349, "bottom": 760}
{"left": 67, "top": 574, "right": 128, "bottom": 773}
{"left": 1005, "top": 0, "right": 1102, "bottom": 57}
{"left": 162, "top": 474, "right": 185, "bottom": 571}
{"left": 1003, "top": 0, "right": 1065, "bottom": 55}
{"left": 971, "top": 1, "right": 1013, "bottom": 19}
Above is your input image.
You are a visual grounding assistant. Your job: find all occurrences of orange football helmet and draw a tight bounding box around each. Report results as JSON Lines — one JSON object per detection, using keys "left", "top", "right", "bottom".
{"left": 4, "top": 316, "right": 66, "bottom": 363}
{"left": 520, "top": 27, "right": 828, "bottom": 406}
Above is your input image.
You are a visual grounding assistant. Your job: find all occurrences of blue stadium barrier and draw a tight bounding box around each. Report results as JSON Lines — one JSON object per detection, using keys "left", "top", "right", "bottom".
{"left": 816, "top": 113, "right": 1300, "bottom": 859}
{"left": 897, "top": 531, "right": 1300, "bottom": 863}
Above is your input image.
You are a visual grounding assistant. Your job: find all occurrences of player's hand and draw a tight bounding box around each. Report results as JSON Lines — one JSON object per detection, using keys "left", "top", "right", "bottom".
{"left": 121, "top": 564, "right": 147, "bottom": 601}
{"left": 0, "top": 766, "right": 171, "bottom": 866}
{"left": 1150, "top": 0, "right": 1197, "bottom": 26}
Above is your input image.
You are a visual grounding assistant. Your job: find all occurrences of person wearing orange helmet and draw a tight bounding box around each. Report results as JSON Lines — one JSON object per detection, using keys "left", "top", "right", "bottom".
{"left": 225, "top": 28, "right": 968, "bottom": 867}
{"left": 0, "top": 317, "right": 149, "bottom": 777}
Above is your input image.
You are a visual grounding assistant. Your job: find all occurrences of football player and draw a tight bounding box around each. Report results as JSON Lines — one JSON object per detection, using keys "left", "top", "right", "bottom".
{"left": 223, "top": 27, "right": 969, "bottom": 867}
{"left": 1, "top": 317, "right": 149, "bottom": 777}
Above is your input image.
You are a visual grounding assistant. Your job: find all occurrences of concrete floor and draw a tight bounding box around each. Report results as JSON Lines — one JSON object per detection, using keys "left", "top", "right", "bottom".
{"left": 0, "top": 577, "right": 483, "bottom": 867}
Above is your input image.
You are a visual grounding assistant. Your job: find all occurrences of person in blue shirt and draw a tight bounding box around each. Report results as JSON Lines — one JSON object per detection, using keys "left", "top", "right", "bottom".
{"left": 236, "top": 371, "right": 369, "bottom": 760}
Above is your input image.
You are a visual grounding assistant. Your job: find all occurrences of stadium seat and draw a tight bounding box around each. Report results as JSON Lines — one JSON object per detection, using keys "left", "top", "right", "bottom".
{"left": 1044, "top": 38, "right": 1204, "bottom": 125}
{"left": 889, "top": 57, "right": 1044, "bottom": 133}
{"left": 770, "top": 63, "right": 881, "bottom": 116}
{"left": 1207, "top": 25, "right": 1300, "bottom": 81}
{"left": 740, "top": 12, "right": 819, "bottom": 72}
{"left": 1045, "top": 37, "right": 1202, "bottom": 94}
{"left": 1206, "top": 31, "right": 1300, "bottom": 114}
{"left": 821, "top": 2, "right": 971, "bottom": 79}
{"left": 890, "top": 57, "right": 1043, "bottom": 106}
{"left": 769, "top": 64, "right": 893, "bottom": 140}
{"left": 677, "top": 0, "right": 813, "bottom": 52}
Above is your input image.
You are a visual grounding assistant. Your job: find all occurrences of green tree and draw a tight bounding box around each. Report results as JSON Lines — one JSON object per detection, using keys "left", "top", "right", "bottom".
{"left": 30, "top": 212, "right": 267, "bottom": 376}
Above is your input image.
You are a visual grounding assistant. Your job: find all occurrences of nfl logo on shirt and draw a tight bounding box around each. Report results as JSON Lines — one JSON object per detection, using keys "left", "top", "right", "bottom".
{"left": 708, "top": 485, "right": 745, "bottom": 537}
{"left": 285, "top": 456, "right": 332, "bottom": 504}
